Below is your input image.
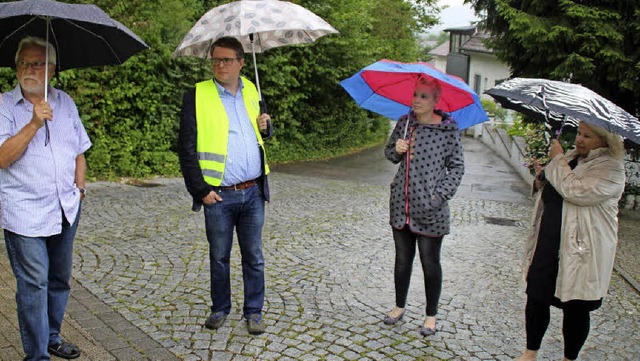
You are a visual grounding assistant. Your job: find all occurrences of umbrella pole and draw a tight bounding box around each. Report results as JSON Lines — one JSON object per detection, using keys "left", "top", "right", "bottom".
{"left": 539, "top": 89, "right": 554, "bottom": 147}
{"left": 43, "top": 18, "right": 51, "bottom": 146}
{"left": 556, "top": 115, "right": 568, "bottom": 139}
{"left": 45, "top": 18, "right": 50, "bottom": 102}
{"left": 249, "top": 33, "right": 267, "bottom": 114}
{"left": 403, "top": 109, "right": 411, "bottom": 139}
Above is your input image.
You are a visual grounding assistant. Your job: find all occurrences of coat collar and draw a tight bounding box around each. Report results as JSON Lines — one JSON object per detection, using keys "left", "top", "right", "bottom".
{"left": 566, "top": 147, "right": 611, "bottom": 163}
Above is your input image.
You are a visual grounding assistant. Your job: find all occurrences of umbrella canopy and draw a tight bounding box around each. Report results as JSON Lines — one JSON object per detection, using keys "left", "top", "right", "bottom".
{"left": 485, "top": 77, "right": 640, "bottom": 145}
{"left": 173, "top": 0, "right": 338, "bottom": 111}
{"left": 0, "top": 0, "right": 148, "bottom": 147}
{"left": 0, "top": 0, "right": 149, "bottom": 71}
{"left": 173, "top": 0, "right": 338, "bottom": 58}
{"left": 340, "top": 59, "right": 488, "bottom": 130}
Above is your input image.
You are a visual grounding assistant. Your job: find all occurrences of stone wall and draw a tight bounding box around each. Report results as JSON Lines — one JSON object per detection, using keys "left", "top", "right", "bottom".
{"left": 466, "top": 122, "right": 534, "bottom": 185}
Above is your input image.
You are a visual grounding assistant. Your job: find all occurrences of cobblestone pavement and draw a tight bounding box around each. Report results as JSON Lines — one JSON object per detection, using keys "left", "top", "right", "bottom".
{"left": 1, "top": 137, "right": 639, "bottom": 360}
{"left": 616, "top": 209, "right": 640, "bottom": 290}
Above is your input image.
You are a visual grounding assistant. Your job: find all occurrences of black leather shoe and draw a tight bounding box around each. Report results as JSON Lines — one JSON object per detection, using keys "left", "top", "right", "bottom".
{"left": 48, "top": 340, "right": 81, "bottom": 359}
{"left": 383, "top": 309, "right": 406, "bottom": 325}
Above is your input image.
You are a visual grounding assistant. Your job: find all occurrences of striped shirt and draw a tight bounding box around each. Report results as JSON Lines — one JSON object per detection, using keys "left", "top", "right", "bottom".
{"left": 214, "top": 78, "right": 262, "bottom": 186}
{"left": 0, "top": 85, "right": 91, "bottom": 237}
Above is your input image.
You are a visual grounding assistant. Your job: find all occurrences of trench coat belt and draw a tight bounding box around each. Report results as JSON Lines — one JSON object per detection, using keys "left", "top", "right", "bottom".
{"left": 215, "top": 179, "right": 256, "bottom": 191}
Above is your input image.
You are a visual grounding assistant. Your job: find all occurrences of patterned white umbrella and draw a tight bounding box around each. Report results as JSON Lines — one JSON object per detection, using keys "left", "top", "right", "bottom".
{"left": 173, "top": 0, "right": 338, "bottom": 110}
{"left": 485, "top": 77, "right": 640, "bottom": 145}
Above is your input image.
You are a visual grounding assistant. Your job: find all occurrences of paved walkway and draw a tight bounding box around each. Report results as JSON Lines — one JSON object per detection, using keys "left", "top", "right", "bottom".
{"left": 1, "top": 136, "right": 638, "bottom": 360}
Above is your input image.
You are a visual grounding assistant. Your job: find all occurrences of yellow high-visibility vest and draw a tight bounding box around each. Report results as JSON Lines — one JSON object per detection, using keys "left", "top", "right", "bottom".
{"left": 195, "top": 77, "right": 269, "bottom": 186}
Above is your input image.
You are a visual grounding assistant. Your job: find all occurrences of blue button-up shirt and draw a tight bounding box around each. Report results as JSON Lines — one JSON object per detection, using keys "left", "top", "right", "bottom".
{"left": 215, "top": 79, "right": 262, "bottom": 186}
{"left": 0, "top": 85, "right": 91, "bottom": 237}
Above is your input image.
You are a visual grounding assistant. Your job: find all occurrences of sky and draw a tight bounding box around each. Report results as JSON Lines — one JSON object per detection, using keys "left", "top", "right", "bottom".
{"left": 429, "top": 0, "right": 480, "bottom": 34}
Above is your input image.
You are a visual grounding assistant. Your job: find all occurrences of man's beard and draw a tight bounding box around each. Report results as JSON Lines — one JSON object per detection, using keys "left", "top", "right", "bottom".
{"left": 20, "top": 76, "right": 46, "bottom": 96}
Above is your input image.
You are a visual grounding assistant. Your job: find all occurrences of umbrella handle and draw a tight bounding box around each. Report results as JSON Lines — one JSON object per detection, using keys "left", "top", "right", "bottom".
{"left": 260, "top": 100, "right": 267, "bottom": 114}
{"left": 402, "top": 110, "right": 411, "bottom": 139}
{"left": 403, "top": 120, "right": 408, "bottom": 139}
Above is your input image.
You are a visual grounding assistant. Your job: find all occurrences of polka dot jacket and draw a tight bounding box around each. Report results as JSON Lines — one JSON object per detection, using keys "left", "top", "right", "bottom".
{"left": 384, "top": 110, "right": 465, "bottom": 236}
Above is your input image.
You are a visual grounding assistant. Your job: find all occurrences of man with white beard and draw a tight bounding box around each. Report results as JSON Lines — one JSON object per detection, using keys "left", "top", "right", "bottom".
{"left": 0, "top": 36, "right": 91, "bottom": 360}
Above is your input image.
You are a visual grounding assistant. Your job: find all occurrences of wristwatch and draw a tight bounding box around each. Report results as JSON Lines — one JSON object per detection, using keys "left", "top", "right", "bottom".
{"left": 79, "top": 187, "right": 86, "bottom": 196}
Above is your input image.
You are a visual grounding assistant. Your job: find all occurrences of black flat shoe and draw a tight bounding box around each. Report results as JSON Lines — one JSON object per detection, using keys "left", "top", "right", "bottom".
{"left": 48, "top": 340, "right": 81, "bottom": 359}
{"left": 383, "top": 309, "right": 406, "bottom": 325}
{"left": 419, "top": 325, "right": 436, "bottom": 336}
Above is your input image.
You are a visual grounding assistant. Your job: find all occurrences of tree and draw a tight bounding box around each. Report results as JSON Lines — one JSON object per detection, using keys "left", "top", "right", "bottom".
{"left": 49, "top": 0, "right": 208, "bottom": 178}
{"left": 467, "top": 0, "right": 640, "bottom": 118}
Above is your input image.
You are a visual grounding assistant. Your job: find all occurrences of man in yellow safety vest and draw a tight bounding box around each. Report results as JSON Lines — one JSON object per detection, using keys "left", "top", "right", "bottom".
{"left": 178, "top": 36, "right": 272, "bottom": 335}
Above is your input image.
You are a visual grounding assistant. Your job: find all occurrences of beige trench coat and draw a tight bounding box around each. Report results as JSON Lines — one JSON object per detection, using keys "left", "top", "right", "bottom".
{"left": 523, "top": 148, "right": 625, "bottom": 302}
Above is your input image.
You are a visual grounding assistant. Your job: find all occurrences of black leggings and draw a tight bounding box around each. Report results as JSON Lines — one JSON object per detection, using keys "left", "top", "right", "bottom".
{"left": 525, "top": 296, "right": 592, "bottom": 360}
{"left": 392, "top": 227, "right": 443, "bottom": 316}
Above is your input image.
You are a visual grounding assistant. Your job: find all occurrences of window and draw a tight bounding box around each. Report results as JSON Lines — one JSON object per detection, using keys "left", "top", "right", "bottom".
{"left": 474, "top": 74, "right": 482, "bottom": 94}
{"left": 449, "top": 33, "right": 472, "bottom": 54}
{"left": 450, "top": 34, "right": 460, "bottom": 53}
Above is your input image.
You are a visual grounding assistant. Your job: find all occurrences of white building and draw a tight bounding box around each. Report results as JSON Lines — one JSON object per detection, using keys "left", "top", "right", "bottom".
{"left": 428, "top": 26, "right": 511, "bottom": 100}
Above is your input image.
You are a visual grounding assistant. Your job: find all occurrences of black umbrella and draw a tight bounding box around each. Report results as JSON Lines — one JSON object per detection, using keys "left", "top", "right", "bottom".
{"left": 485, "top": 77, "right": 640, "bottom": 145}
{"left": 0, "top": 0, "right": 148, "bottom": 71}
{"left": 0, "top": 0, "right": 149, "bottom": 146}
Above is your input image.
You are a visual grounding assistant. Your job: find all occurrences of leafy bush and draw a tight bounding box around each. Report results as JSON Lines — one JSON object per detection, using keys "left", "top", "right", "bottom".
{"left": 506, "top": 117, "right": 548, "bottom": 172}
{"left": 505, "top": 116, "right": 575, "bottom": 174}
{"left": 481, "top": 99, "right": 508, "bottom": 124}
{"left": 625, "top": 182, "right": 639, "bottom": 196}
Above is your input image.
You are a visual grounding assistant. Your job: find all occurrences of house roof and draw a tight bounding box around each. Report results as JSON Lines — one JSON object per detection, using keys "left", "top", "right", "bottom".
{"left": 461, "top": 30, "right": 493, "bottom": 54}
{"left": 428, "top": 41, "right": 449, "bottom": 57}
{"left": 443, "top": 25, "right": 476, "bottom": 34}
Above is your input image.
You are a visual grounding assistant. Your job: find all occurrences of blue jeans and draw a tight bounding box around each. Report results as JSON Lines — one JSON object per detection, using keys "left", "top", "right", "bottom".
{"left": 4, "top": 209, "right": 80, "bottom": 361}
{"left": 204, "top": 184, "right": 265, "bottom": 318}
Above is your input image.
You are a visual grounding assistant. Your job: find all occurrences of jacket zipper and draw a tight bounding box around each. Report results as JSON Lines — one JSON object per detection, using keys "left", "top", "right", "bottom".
{"left": 404, "top": 128, "right": 412, "bottom": 225}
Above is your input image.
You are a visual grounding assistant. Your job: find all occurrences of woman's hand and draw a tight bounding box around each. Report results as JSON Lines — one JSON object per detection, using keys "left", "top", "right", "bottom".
{"left": 533, "top": 157, "right": 544, "bottom": 177}
{"left": 532, "top": 157, "right": 545, "bottom": 190}
{"left": 549, "top": 139, "right": 564, "bottom": 159}
{"left": 395, "top": 139, "right": 409, "bottom": 154}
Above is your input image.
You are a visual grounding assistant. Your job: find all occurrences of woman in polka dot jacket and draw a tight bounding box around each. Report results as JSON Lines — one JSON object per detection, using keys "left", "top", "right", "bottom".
{"left": 382, "top": 76, "right": 465, "bottom": 337}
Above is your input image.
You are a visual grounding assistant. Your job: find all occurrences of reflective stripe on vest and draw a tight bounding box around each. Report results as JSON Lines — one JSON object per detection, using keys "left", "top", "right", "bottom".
{"left": 195, "top": 78, "right": 269, "bottom": 186}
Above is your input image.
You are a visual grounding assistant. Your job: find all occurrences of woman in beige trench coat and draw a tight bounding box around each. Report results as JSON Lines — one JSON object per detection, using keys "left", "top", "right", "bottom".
{"left": 516, "top": 122, "right": 626, "bottom": 361}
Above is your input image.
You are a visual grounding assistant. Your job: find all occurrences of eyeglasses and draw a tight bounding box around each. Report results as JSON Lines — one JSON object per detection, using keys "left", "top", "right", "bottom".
{"left": 211, "top": 57, "right": 239, "bottom": 66}
{"left": 16, "top": 61, "right": 53, "bottom": 70}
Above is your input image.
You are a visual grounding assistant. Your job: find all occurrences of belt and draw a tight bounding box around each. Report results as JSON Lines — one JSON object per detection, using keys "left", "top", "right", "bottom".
{"left": 216, "top": 179, "right": 256, "bottom": 191}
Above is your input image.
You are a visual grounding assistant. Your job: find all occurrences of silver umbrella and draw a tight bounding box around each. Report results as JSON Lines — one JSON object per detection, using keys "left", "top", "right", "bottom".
{"left": 172, "top": 0, "right": 339, "bottom": 112}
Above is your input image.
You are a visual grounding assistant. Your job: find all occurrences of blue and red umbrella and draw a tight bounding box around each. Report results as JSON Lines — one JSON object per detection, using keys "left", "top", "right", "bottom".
{"left": 340, "top": 59, "right": 488, "bottom": 130}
